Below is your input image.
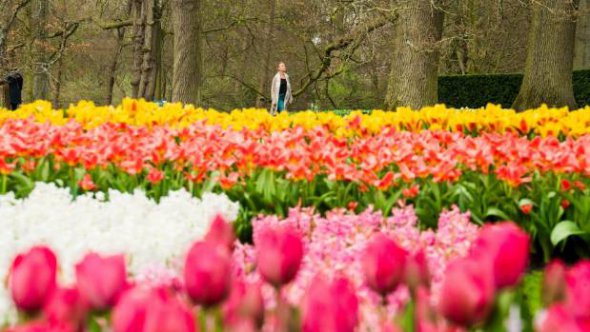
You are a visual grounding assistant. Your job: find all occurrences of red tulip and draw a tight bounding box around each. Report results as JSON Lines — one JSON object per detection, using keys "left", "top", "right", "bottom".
{"left": 565, "top": 261, "right": 590, "bottom": 320}
{"left": 362, "top": 234, "right": 408, "bottom": 296}
{"left": 79, "top": 174, "right": 96, "bottom": 191}
{"left": 9, "top": 246, "right": 58, "bottom": 312}
{"left": 255, "top": 227, "right": 303, "bottom": 287}
{"left": 184, "top": 241, "right": 232, "bottom": 306}
{"left": 543, "top": 260, "right": 567, "bottom": 306}
{"left": 75, "top": 253, "right": 128, "bottom": 310}
{"left": 405, "top": 250, "right": 431, "bottom": 294}
{"left": 144, "top": 294, "right": 196, "bottom": 332}
{"left": 5, "top": 322, "right": 75, "bottom": 332}
{"left": 438, "top": 258, "right": 495, "bottom": 327}
{"left": 147, "top": 168, "right": 164, "bottom": 184}
{"left": 561, "top": 179, "right": 572, "bottom": 192}
{"left": 222, "top": 279, "right": 265, "bottom": 328}
{"left": 43, "top": 287, "right": 88, "bottom": 329}
{"left": 302, "top": 275, "right": 359, "bottom": 332}
{"left": 470, "top": 222, "right": 530, "bottom": 288}
{"left": 204, "top": 214, "right": 236, "bottom": 250}
{"left": 520, "top": 203, "right": 532, "bottom": 215}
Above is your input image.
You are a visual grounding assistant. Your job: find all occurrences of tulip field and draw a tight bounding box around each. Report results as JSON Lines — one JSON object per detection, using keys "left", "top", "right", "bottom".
{"left": 2, "top": 100, "right": 590, "bottom": 331}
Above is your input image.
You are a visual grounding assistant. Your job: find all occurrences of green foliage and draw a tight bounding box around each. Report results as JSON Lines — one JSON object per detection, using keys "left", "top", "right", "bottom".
{"left": 439, "top": 70, "right": 590, "bottom": 108}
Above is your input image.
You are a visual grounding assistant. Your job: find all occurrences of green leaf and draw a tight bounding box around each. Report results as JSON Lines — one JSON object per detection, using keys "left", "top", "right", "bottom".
{"left": 485, "top": 207, "right": 511, "bottom": 221}
{"left": 551, "top": 221, "right": 587, "bottom": 246}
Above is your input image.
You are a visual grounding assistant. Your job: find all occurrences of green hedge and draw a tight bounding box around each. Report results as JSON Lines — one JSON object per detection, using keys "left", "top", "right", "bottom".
{"left": 439, "top": 69, "right": 590, "bottom": 108}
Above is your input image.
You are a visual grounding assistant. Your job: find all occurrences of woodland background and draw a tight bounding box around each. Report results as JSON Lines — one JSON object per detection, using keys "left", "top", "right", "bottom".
{"left": 0, "top": 0, "right": 587, "bottom": 111}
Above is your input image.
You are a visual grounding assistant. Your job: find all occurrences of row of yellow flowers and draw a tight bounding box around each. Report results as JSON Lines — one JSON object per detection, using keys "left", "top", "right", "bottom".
{"left": 1, "top": 99, "right": 589, "bottom": 137}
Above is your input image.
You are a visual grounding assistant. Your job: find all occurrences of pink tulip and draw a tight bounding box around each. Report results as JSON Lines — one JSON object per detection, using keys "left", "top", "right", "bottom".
{"left": 184, "top": 241, "right": 232, "bottom": 306}
{"left": 255, "top": 227, "right": 303, "bottom": 287}
{"left": 405, "top": 250, "right": 431, "bottom": 294}
{"left": 222, "top": 279, "right": 265, "bottom": 328}
{"left": 143, "top": 294, "right": 196, "bottom": 332}
{"left": 362, "top": 234, "right": 408, "bottom": 296}
{"left": 302, "top": 275, "right": 359, "bottom": 332}
{"left": 205, "top": 214, "right": 236, "bottom": 250}
{"left": 543, "top": 260, "right": 567, "bottom": 306}
{"left": 113, "top": 287, "right": 196, "bottom": 332}
{"left": 565, "top": 261, "right": 590, "bottom": 320}
{"left": 537, "top": 304, "right": 588, "bottom": 332}
{"left": 5, "top": 322, "right": 75, "bottom": 332}
{"left": 43, "top": 287, "right": 88, "bottom": 329}
{"left": 438, "top": 258, "right": 495, "bottom": 327}
{"left": 112, "top": 287, "right": 162, "bottom": 332}
{"left": 470, "top": 222, "right": 530, "bottom": 288}
{"left": 75, "top": 253, "right": 128, "bottom": 310}
{"left": 9, "top": 246, "right": 58, "bottom": 312}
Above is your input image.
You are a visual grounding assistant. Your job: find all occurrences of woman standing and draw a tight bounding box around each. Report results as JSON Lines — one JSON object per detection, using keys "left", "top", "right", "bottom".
{"left": 270, "top": 62, "right": 293, "bottom": 115}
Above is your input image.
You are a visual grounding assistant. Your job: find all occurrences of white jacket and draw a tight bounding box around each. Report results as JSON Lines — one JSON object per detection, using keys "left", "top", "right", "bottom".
{"left": 270, "top": 72, "right": 292, "bottom": 112}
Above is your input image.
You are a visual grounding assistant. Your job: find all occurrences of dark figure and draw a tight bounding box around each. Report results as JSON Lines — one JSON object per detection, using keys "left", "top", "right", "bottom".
{"left": 0, "top": 71, "right": 24, "bottom": 110}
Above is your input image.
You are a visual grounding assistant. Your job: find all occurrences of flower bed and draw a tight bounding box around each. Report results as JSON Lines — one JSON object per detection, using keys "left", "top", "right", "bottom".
{"left": 4, "top": 211, "right": 589, "bottom": 331}
{"left": 0, "top": 183, "right": 238, "bottom": 324}
{"left": 3, "top": 100, "right": 590, "bottom": 137}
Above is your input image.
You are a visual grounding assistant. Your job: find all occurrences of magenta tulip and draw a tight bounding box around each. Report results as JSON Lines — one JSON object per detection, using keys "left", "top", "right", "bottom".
{"left": 405, "top": 249, "right": 431, "bottom": 294}
{"left": 565, "top": 261, "right": 590, "bottom": 320}
{"left": 222, "top": 279, "right": 265, "bottom": 327}
{"left": 143, "top": 294, "right": 196, "bottom": 332}
{"left": 438, "top": 258, "right": 495, "bottom": 327}
{"left": 112, "top": 287, "right": 163, "bottom": 332}
{"left": 184, "top": 240, "right": 232, "bottom": 306}
{"left": 43, "top": 287, "right": 88, "bottom": 328}
{"left": 362, "top": 234, "right": 408, "bottom": 296}
{"left": 75, "top": 253, "right": 128, "bottom": 310}
{"left": 543, "top": 260, "right": 567, "bottom": 306}
{"left": 537, "top": 304, "right": 588, "bottom": 332}
{"left": 470, "top": 222, "right": 530, "bottom": 289}
{"left": 9, "top": 246, "right": 58, "bottom": 312}
{"left": 302, "top": 275, "right": 359, "bottom": 332}
{"left": 255, "top": 227, "right": 303, "bottom": 287}
{"left": 204, "top": 214, "right": 235, "bottom": 250}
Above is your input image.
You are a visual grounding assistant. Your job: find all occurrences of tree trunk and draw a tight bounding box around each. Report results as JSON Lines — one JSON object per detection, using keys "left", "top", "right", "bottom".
{"left": 255, "top": 0, "right": 276, "bottom": 108}
{"left": 106, "top": 29, "right": 125, "bottom": 105}
{"left": 32, "top": 0, "right": 49, "bottom": 100}
{"left": 513, "top": 0, "right": 579, "bottom": 110}
{"left": 131, "top": 0, "right": 145, "bottom": 98}
{"left": 138, "top": 0, "right": 161, "bottom": 100}
{"left": 574, "top": 0, "right": 590, "bottom": 68}
{"left": 171, "top": 0, "right": 202, "bottom": 105}
{"left": 385, "top": 0, "right": 444, "bottom": 110}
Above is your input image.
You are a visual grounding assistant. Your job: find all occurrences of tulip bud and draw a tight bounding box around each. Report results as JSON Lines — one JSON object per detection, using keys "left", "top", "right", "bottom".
{"left": 520, "top": 204, "right": 532, "bottom": 215}
{"left": 205, "top": 214, "right": 236, "bottom": 250}
{"left": 362, "top": 234, "right": 408, "bottom": 296}
{"left": 184, "top": 241, "right": 232, "bottom": 306}
{"left": 469, "top": 222, "right": 530, "bottom": 289}
{"left": 405, "top": 250, "right": 431, "bottom": 295}
{"left": 565, "top": 261, "right": 590, "bottom": 320}
{"left": 222, "top": 279, "right": 265, "bottom": 328}
{"left": 112, "top": 287, "right": 161, "bottom": 332}
{"left": 44, "top": 287, "right": 88, "bottom": 329}
{"left": 543, "top": 260, "right": 567, "bottom": 306}
{"left": 255, "top": 227, "right": 303, "bottom": 287}
{"left": 144, "top": 294, "right": 196, "bottom": 332}
{"left": 438, "top": 258, "right": 495, "bottom": 327}
{"left": 9, "top": 246, "right": 58, "bottom": 313}
{"left": 75, "top": 253, "right": 128, "bottom": 311}
{"left": 302, "top": 275, "right": 359, "bottom": 332}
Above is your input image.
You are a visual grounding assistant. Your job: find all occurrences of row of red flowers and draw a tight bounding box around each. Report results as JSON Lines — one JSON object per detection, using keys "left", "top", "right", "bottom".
{"left": 5, "top": 213, "right": 590, "bottom": 331}
{"left": 0, "top": 119, "right": 589, "bottom": 185}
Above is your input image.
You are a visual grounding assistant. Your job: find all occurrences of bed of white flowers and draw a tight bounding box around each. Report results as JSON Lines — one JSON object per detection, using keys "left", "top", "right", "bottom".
{"left": 0, "top": 183, "right": 239, "bottom": 324}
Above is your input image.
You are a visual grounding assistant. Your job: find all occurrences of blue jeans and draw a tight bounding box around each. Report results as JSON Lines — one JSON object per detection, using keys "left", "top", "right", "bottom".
{"left": 278, "top": 94, "right": 286, "bottom": 112}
